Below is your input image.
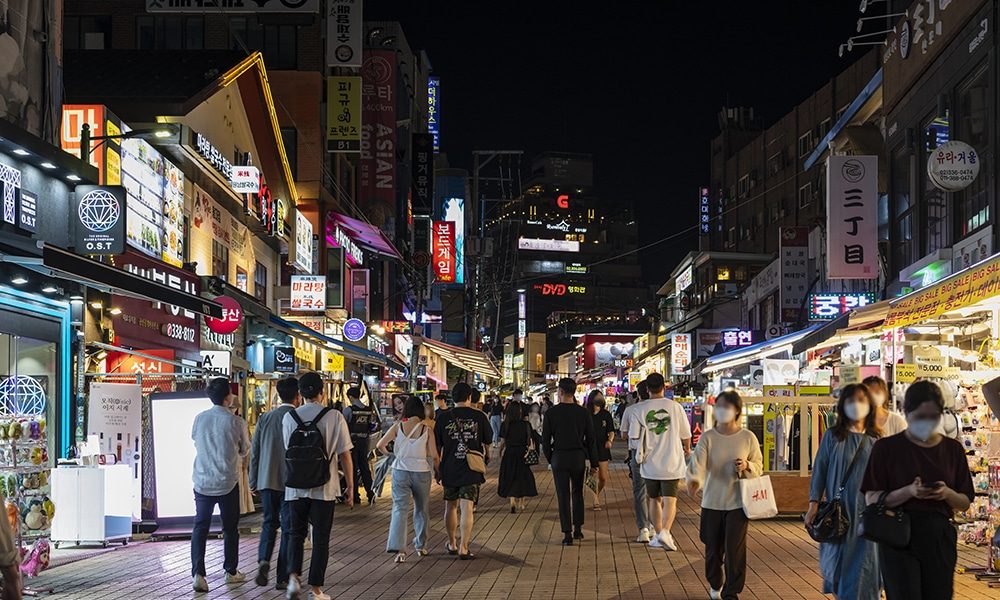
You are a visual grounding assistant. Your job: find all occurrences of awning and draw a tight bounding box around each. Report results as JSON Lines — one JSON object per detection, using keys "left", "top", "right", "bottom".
{"left": 327, "top": 212, "right": 402, "bottom": 261}
{"left": 884, "top": 251, "right": 1000, "bottom": 329}
{"left": 420, "top": 337, "right": 501, "bottom": 379}
{"left": 2, "top": 243, "right": 224, "bottom": 318}
{"left": 270, "top": 315, "right": 387, "bottom": 366}
{"left": 703, "top": 323, "right": 824, "bottom": 374}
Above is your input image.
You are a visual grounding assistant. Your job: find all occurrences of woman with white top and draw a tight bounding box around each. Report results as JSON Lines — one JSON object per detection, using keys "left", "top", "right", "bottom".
{"left": 377, "top": 395, "right": 439, "bottom": 563}
{"left": 686, "top": 391, "right": 763, "bottom": 600}
{"left": 863, "top": 376, "right": 907, "bottom": 436}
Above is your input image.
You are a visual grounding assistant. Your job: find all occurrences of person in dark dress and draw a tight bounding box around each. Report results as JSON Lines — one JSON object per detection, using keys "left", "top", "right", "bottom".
{"left": 497, "top": 402, "right": 538, "bottom": 513}
{"left": 586, "top": 390, "right": 616, "bottom": 510}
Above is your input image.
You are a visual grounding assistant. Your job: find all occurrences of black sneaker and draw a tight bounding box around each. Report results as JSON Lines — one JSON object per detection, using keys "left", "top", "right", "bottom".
{"left": 275, "top": 580, "right": 288, "bottom": 591}
{"left": 573, "top": 528, "right": 584, "bottom": 540}
{"left": 255, "top": 561, "right": 269, "bottom": 587}
{"left": 562, "top": 534, "right": 573, "bottom": 546}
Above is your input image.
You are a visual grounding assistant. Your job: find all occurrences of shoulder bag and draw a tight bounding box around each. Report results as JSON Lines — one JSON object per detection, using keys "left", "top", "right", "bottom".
{"left": 523, "top": 422, "right": 540, "bottom": 466}
{"left": 805, "top": 438, "right": 867, "bottom": 543}
{"left": 466, "top": 449, "right": 487, "bottom": 474}
{"left": 858, "top": 490, "right": 911, "bottom": 549}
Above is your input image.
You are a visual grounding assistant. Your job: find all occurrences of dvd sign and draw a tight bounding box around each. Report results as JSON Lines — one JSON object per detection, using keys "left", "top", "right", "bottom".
{"left": 74, "top": 185, "right": 126, "bottom": 255}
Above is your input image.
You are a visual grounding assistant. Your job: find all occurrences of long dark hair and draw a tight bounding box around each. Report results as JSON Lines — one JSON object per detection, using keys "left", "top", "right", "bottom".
{"left": 503, "top": 401, "right": 524, "bottom": 428}
{"left": 586, "top": 389, "right": 605, "bottom": 412}
{"left": 831, "top": 383, "right": 881, "bottom": 441}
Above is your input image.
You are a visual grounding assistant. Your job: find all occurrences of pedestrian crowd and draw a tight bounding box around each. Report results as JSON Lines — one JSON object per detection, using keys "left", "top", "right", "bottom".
{"left": 185, "top": 371, "right": 977, "bottom": 600}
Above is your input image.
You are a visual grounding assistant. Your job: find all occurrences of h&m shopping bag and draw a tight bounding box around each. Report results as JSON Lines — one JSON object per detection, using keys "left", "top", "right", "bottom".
{"left": 739, "top": 475, "right": 778, "bottom": 520}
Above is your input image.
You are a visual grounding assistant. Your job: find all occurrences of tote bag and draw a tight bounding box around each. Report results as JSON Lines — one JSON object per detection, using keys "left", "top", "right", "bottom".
{"left": 739, "top": 475, "right": 778, "bottom": 520}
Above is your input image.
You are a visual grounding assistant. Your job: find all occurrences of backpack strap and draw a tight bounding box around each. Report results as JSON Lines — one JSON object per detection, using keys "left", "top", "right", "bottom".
{"left": 307, "top": 406, "right": 332, "bottom": 429}
{"left": 289, "top": 409, "right": 307, "bottom": 428}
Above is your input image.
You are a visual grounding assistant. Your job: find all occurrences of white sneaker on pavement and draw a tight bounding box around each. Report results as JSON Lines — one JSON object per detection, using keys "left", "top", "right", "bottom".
{"left": 225, "top": 571, "right": 246, "bottom": 584}
{"left": 660, "top": 531, "right": 678, "bottom": 551}
{"left": 709, "top": 588, "right": 722, "bottom": 600}
{"left": 311, "top": 591, "right": 332, "bottom": 600}
{"left": 286, "top": 575, "right": 302, "bottom": 600}
{"left": 636, "top": 528, "right": 651, "bottom": 543}
{"left": 192, "top": 574, "right": 209, "bottom": 593}
{"left": 648, "top": 532, "right": 664, "bottom": 549}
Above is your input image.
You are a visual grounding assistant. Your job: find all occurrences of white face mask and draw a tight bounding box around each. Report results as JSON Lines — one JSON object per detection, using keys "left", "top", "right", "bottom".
{"left": 844, "top": 402, "right": 870, "bottom": 422}
{"left": 908, "top": 418, "right": 939, "bottom": 442}
{"left": 714, "top": 406, "right": 735, "bottom": 425}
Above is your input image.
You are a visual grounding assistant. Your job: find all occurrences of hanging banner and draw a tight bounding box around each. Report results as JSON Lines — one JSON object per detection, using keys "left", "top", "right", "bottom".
{"left": 432, "top": 221, "right": 456, "bottom": 283}
{"left": 326, "top": 76, "right": 361, "bottom": 153}
{"left": 290, "top": 275, "right": 327, "bottom": 311}
{"left": 293, "top": 210, "right": 314, "bottom": 273}
{"left": 360, "top": 50, "right": 396, "bottom": 232}
{"left": 325, "top": 0, "right": 362, "bottom": 68}
{"left": 670, "top": 333, "right": 692, "bottom": 375}
{"left": 411, "top": 133, "right": 434, "bottom": 217}
{"left": 826, "top": 155, "right": 878, "bottom": 279}
{"left": 884, "top": 251, "right": 1000, "bottom": 328}
{"left": 427, "top": 76, "right": 440, "bottom": 152}
{"left": 779, "top": 226, "right": 810, "bottom": 322}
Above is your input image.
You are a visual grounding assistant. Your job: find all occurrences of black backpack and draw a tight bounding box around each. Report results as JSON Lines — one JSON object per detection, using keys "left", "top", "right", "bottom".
{"left": 285, "top": 407, "right": 333, "bottom": 489}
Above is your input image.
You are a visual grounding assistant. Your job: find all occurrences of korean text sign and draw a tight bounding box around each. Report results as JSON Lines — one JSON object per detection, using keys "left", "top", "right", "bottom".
{"left": 290, "top": 275, "right": 327, "bottom": 311}
{"left": 671, "top": 333, "right": 692, "bottom": 375}
{"left": 432, "top": 221, "right": 456, "bottom": 283}
{"left": 326, "top": 76, "right": 361, "bottom": 152}
{"left": 884, "top": 252, "right": 1000, "bottom": 328}
{"left": 826, "top": 155, "right": 877, "bottom": 279}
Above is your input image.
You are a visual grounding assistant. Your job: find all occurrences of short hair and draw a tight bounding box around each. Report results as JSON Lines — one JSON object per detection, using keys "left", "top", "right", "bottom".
{"left": 402, "top": 395, "right": 425, "bottom": 419}
{"left": 715, "top": 390, "right": 742, "bottom": 418}
{"left": 275, "top": 377, "right": 299, "bottom": 404}
{"left": 346, "top": 386, "right": 361, "bottom": 399}
{"left": 636, "top": 381, "right": 649, "bottom": 400}
{"left": 471, "top": 388, "right": 482, "bottom": 403}
{"left": 557, "top": 378, "right": 576, "bottom": 396}
{"left": 299, "top": 372, "right": 323, "bottom": 400}
{"left": 206, "top": 378, "right": 231, "bottom": 405}
{"left": 587, "top": 389, "right": 605, "bottom": 409}
{"left": 862, "top": 375, "right": 889, "bottom": 399}
{"left": 513, "top": 388, "right": 523, "bottom": 396}
{"left": 903, "top": 380, "right": 945, "bottom": 415}
{"left": 452, "top": 382, "right": 473, "bottom": 403}
{"left": 645, "top": 373, "right": 665, "bottom": 393}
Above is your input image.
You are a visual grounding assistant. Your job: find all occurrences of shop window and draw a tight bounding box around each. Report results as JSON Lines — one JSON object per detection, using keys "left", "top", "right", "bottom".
{"left": 798, "top": 131, "right": 814, "bottom": 158}
{"left": 891, "top": 145, "right": 916, "bottom": 271}
{"left": 819, "top": 118, "right": 832, "bottom": 139}
{"left": 922, "top": 111, "right": 951, "bottom": 255}
{"left": 212, "top": 240, "right": 229, "bottom": 282}
{"left": 716, "top": 266, "right": 731, "bottom": 281}
{"left": 254, "top": 261, "right": 268, "bottom": 304}
{"left": 230, "top": 17, "right": 298, "bottom": 70}
{"left": 64, "top": 15, "right": 111, "bottom": 50}
{"left": 956, "top": 64, "right": 991, "bottom": 237}
{"left": 280, "top": 126, "right": 298, "bottom": 179}
{"left": 136, "top": 16, "right": 205, "bottom": 50}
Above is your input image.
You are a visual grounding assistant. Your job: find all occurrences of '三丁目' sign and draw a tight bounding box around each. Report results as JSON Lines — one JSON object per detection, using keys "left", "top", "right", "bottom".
{"left": 826, "top": 155, "right": 877, "bottom": 280}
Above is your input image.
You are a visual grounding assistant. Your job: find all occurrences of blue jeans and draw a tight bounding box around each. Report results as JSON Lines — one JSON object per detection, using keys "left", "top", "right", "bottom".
{"left": 191, "top": 486, "right": 240, "bottom": 577}
{"left": 387, "top": 469, "right": 431, "bottom": 552}
{"left": 490, "top": 415, "right": 502, "bottom": 444}
{"left": 257, "top": 489, "right": 290, "bottom": 583}
{"left": 629, "top": 456, "right": 650, "bottom": 532}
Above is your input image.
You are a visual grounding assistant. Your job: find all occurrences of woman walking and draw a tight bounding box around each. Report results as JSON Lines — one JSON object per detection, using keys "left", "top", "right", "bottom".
{"left": 686, "top": 391, "right": 763, "bottom": 600}
{"left": 862, "top": 376, "right": 907, "bottom": 436}
{"left": 587, "top": 390, "right": 616, "bottom": 510}
{"left": 497, "top": 402, "right": 538, "bottom": 512}
{"left": 376, "top": 396, "right": 438, "bottom": 564}
{"left": 861, "top": 380, "right": 974, "bottom": 600}
{"left": 804, "top": 384, "right": 881, "bottom": 600}
{"left": 527, "top": 403, "right": 542, "bottom": 434}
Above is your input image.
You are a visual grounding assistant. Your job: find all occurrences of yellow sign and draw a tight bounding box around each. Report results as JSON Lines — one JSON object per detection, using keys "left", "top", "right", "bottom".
{"left": 798, "top": 386, "right": 832, "bottom": 396}
{"left": 326, "top": 352, "right": 344, "bottom": 373}
{"left": 326, "top": 76, "right": 361, "bottom": 153}
{"left": 885, "top": 252, "right": 1000, "bottom": 328}
{"left": 895, "top": 363, "right": 959, "bottom": 382}
{"left": 839, "top": 365, "right": 861, "bottom": 385}
{"left": 762, "top": 385, "right": 794, "bottom": 398}
{"left": 895, "top": 364, "right": 916, "bottom": 383}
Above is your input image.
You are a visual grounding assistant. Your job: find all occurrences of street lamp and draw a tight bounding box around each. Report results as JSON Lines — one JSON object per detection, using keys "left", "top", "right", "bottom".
{"left": 79, "top": 122, "right": 178, "bottom": 163}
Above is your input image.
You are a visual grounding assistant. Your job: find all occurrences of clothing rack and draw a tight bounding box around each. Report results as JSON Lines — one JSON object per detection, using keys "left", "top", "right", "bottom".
{"left": 740, "top": 396, "right": 838, "bottom": 478}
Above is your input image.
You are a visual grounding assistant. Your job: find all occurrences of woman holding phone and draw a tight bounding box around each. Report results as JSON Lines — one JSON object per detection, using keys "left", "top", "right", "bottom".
{"left": 860, "top": 380, "right": 974, "bottom": 600}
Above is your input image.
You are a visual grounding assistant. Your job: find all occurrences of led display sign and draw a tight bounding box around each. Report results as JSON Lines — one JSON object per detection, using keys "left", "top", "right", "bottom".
{"left": 518, "top": 238, "right": 580, "bottom": 252}
{"left": 807, "top": 292, "right": 877, "bottom": 320}
{"left": 532, "top": 283, "right": 586, "bottom": 296}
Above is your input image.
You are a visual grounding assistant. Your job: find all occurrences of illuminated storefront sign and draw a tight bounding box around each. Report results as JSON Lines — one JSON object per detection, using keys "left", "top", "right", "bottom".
{"left": 427, "top": 76, "right": 440, "bottom": 152}
{"left": 565, "top": 262, "right": 587, "bottom": 274}
{"left": 432, "top": 221, "right": 456, "bottom": 282}
{"left": 808, "top": 292, "right": 877, "bottom": 320}
{"left": 290, "top": 275, "right": 327, "bottom": 311}
{"left": 699, "top": 186, "right": 710, "bottom": 234}
{"left": 518, "top": 292, "right": 526, "bottom": 350}
{"left": 676, "top": 265, "right": 694, "bottom": 291}
{"left": 194, "top": 132, "right": 233, "bottom": 180}
{"left": 380, "top": 321, "right": 412, "bottom": 334}
{"left": 517, "top": 237, "right": 580, "bottom": 252}
{"left": 331, "top": 224, "right": 364, "bottom": 265}
{"left": 121, "top": 137, "right": 185, "bottom": 266}
{"left": 230, "top": 165, "right": 260, "bottom": 194}
{"left": 722, "top": 329, "right": 754, "bottom": 348}
{"left": 532, "top": 283, "right": 586, "bottom": 296}
{"left": 671, "top": 333, "right": 692, "bottom": 375}
{"left": 442, "top": 197, "right": 465, "bottom": 284}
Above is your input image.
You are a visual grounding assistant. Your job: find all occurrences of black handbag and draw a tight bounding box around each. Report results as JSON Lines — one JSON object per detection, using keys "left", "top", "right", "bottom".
{"left": 523, "top": 423, "right": 540, "bottom": 466}
{"left": 805, "top": 439, "right": 866, "bottom": 543}
{"left": 859, "top": 491, "right": 911, "bottom": 549}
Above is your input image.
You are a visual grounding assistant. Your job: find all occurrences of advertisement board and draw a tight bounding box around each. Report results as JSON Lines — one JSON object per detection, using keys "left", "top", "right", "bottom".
{"left": 290, "top": 275, "right": 326, "bottom": 311}
{"left": 517, "top": 238, "right": 580, "bottom": 252}
{"left": 779, "top": 226, "right": 810, "bottom": 322}
{"left": 293, "top": 210, "right": 313, "bottom": 273}
{"left": 120, "top": 137, "right": 185, "bottom": 266}
{"left": 442, "top": 197, "right": 465, "bottom": 284}
{"left": 73, "top": 185, "right": 127, "bottom": 255}
{"left": 670, "top": 333, "right": 692, "bottom": 375}
{"left": 360, "top": 50, "right": 396, "bottom": 231}
{"left": 146, "top": 0, "right": 320, "bottom": 12}
{"left": 61, "top": 104, "right": 123, "bottom": 185}
{"left": 826, "top": 155, "right": 878, "bottom": 279}
{"left": 325, "top": 0, "right": 362, "bottom": 68}
{"left": 432, "top": 221, "right": 456, "bottom": 283}
{"left": 427, "top": 76, "right": 440, "bottom": 152}
{"left": 326, "top": 76, "right": 361, "bottom": 152}
{"left": 412, "top": 133, "right": 434, "bottom": 217}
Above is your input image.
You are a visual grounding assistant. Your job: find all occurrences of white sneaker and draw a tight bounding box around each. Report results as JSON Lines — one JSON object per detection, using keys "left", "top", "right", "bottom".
{"left": 225, "top": 571, "right": 246, "bottom": 584}
{"left": 636, "top": 528, "right": 651, "bottom": 543}
{"left": 648, "top": 533, "right": 664, "bottom": 549}
{"left": 192, "top": 574, "right": 209, "bottom": 593}
{"left": 311, "top": 591, "right": 332, "bottom": 600}
{"left": 660, "top": 531, "right": 678, "bottom": 551}
{"left": 286, "top": 575, "right": 302, "bottom": 600}
{"left": 709, "top": 588, "right": 722, "bottom": 600}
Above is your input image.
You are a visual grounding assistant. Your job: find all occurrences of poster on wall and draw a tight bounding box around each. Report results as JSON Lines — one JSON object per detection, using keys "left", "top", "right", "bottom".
{"left": 360, "top": 50, "right": 396, "bottom": 233}
{"left": 826, "top": 155, "right": 877, "bottom": 279}
{"left": 326, "top": 76, "right": 361, "bottom": 152}
{"left": 87, "top": 382, "right": 142, "bottom": 519}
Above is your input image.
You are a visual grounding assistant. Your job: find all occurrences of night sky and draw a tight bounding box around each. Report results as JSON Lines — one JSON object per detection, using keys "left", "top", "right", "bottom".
{"left": 369, "top": 1, "right": 864, "bottom": 286}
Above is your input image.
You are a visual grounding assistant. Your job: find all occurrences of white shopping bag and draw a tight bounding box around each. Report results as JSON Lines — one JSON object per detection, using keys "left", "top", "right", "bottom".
{"left": 739, "top": 475, "right": 778, "bottom": 520}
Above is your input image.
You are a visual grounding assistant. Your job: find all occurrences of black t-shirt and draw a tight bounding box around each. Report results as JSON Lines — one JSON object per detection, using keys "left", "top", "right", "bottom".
{"left": 541, "top": 402, "right": 598, "bottom": 466}
{"left": 860, "top": 432, "right": 975, "bottom": 517}
{"left": 434, "top": 406, "right": 492, "bottom": 488}
{"left": 490, "top": 402, "right": 504, "bottom": 417}
{"left": 592, "top": 409, "right": 615, "bottom": 445}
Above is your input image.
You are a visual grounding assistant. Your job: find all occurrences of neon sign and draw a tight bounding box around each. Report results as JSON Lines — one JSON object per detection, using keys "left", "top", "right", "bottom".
{"left": 532, "top": 283, "right": 586, "bottom": 296}
{"left": 556, "top": 194, "right": 569, "bottom": 209}
{"left": 808, "top": 292, "right": 877, "bottom": 320}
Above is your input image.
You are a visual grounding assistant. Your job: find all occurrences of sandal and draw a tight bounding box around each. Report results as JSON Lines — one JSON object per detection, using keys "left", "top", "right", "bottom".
{"left": 458, "top": 552, "right": 476, "bottom": 560}
{"left": 394, "top": 553, "right": 406, "bottom": 563}
{"left": 415, "top": 548, "right": 429, "bottom": 557}
{"left": 445, "top": 542, "right": 458, "bottom": 555}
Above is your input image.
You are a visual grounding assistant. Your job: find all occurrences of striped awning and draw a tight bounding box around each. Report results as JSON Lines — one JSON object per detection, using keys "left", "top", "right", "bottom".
{"left": 419, "top": 337, "right": 501, "bottom": 379}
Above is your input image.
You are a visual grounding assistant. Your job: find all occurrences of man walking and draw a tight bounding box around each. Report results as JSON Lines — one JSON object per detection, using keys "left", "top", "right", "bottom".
{"left": 541, "top": 378, "right": 598, "bottom": 545}
{"left": 191, "top": 377, "right": 249, "bottom": 593}
{"left": 250, "top": 376, "right": 300, "bottom": 589}
{"left": 630, "top": 373, "right": 690, "bottom": 552}
{"left": 434, "top": 393, "right": 450, "bottom": 419}
{"left": 283, "top": 372, "right": 354, "bottom": 600}
{"left": 434, "top": 382, "right": 492, "bottom": 559}
{"left": 619, "top": 380, "right": 653, "bottom": 542}
{"left": 343, "top": 386, "right": 376, "bottom": 505}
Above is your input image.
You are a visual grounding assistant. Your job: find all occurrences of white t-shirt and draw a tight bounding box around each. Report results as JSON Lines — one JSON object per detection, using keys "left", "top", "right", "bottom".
{"left": 630, "top": 397, "right": 691, "bottom": 480}
{"left": 620, "top": 401, "right": 644, "bottom": 450}
{"left": 282, "top": 402, "right": 354, "bottom": 502}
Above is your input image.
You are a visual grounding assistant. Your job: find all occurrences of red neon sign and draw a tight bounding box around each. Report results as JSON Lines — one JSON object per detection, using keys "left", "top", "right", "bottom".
{"left": 556, "top": 194, "right": 569, "bottom": 209}
{"left": 432, "top": 221, "right": 456, "bottom": 283}
{"left": 532, "top": 283, "right": 586, "bottom": 296}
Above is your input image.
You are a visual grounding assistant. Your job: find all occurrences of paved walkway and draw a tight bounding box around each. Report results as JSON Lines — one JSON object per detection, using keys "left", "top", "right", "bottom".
{"left": 31, "top": 448, "right": 1000, "bottom": 599}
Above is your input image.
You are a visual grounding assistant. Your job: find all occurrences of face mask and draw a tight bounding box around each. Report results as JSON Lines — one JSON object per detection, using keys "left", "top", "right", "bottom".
{"left": 714, "top": 406, "right": 735, "bottom": 424}
{"left": 844, "top": 402, "right": 870, "bottom": 421}
{"left": 908, "top": 418, "right": 938, "bottom": 442}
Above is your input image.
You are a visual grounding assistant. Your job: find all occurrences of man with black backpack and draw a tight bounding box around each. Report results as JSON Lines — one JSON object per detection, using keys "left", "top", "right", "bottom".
{"left": 282, "top": 372, "right": 354, "bottom": 600}
{"left": 342, "top": 386, "right": 376, "bottom": 505}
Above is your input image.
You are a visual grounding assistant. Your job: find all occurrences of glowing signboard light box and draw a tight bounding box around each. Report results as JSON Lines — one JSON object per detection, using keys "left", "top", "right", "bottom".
{"left": 518, "top": 238, "right": 580, "bottom": 252}
{"left": 150, "top": 391, "right": 219, "bottom": 523}
{"left": 807, "top": 292, "right": 877, "bottom": 320}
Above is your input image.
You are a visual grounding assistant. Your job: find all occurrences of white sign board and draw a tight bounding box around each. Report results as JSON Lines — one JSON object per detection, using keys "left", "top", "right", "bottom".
{"left": 952, "top": 225, "right": 992, "bottom": 272}
{"left": 200, "top": 351, "right": 231, "bottom": 377}
{"left": 326, "top": 0, "right": 363, "bottom": 68}
{"left": 676, "top": 265, "right": 694, "bottom": 291}
{"left": 87, "top": 382, "right": 143, "bottom": 519}
{"left": 517, "top": 237, "right": 580, "bottom": 252}
{"left": 928, "top": 140, "right": 980, "bottom": 192}
{"left": 294, "top": 210, "right": 314, "bottom": 273}
{"left": 761, "top": 359, "right": 800, "bottom": 385}
{"left": 230, "top": 166, "right": 260, "bottom": 194}
{"left": 826, "top": 155, "right": 878, "bottom": 279}
{"left": 290, "top": 275, "right": 327, "bottom": 311}
{"left": 671, "top": 333, "right": 692, "bottom": 375}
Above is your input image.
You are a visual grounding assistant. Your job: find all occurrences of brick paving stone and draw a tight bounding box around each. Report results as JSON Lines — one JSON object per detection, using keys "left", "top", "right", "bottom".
{"left": 26, "top": 444, "right": 1000, "bottom": 599}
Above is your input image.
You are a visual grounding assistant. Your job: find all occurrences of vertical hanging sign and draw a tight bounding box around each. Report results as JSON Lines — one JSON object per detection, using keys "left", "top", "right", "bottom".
{"left": 779, "top": 226, "right": 810, "bottom": 323}
{"left": 326, "top": 76, "right": 361, "bottom": 152}
{"left": 326, "top": 0, "right": 363, "bottom": 68}
{"left": 432, "top": 220, "right": 455, "bottom": 283}
{"left": 826, "top": 155, "right": 878, "bottom": 279}
{"left": 411, "top": 133, "right": 434, "bottom": 217}
{"left": 360, "top": 50, "right": 396, "bottom": 232}
{"left": 427, "top": 77, "right": 440, "bottom": 152}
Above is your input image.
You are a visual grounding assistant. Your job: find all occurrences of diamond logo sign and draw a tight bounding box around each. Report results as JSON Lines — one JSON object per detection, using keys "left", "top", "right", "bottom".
{"left": 74, "top": 185, "right": 126, "bottom": 255}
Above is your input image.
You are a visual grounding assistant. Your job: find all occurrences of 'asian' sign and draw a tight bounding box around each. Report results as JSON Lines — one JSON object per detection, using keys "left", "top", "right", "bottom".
{"left": 826, "top": 155, "right": 877, "bottom": 279}
{"left": 671, "top": 333, "right": 692, "bottom": 376}
{"left": 360, "top": 50, "right": 396, "bottom": 231}
{"left": 432, "top": 221, "right": 456, "bottom": 283}
{"left": 326, "top": 76, "right": 361, "bottom": 152}
{"left": 73, "top": 185, "right": 126, "bottom": 255}
{"left": 808, "top": 292, "right": 876, "bottom": 320}
{"left": 427, "top": 77, "right": 440, "bottom": 152}
{"left": 325, "top": 0, "right": 362, "bottom": 68}
{"left": 290, "top": 275, "right": 326, "bottom": 311}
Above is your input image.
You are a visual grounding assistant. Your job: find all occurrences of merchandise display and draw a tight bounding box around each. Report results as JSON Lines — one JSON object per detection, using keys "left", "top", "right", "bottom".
{"left": 0, "top": 412, "right": 53, "bottom": 580}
